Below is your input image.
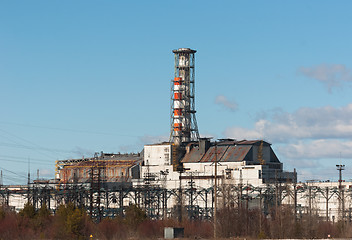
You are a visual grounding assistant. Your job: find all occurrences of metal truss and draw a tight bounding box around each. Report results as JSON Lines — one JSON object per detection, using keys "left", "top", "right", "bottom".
{"left": 1, "top": 181, "right": 352, "bottom": 222}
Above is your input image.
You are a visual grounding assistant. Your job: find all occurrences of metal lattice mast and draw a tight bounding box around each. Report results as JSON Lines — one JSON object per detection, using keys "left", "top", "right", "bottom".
{"left": 170, "top": 48, "right": 200, "bottom": 146}
{"left": 337, "top": 164, "right": 345, "bottom": 221}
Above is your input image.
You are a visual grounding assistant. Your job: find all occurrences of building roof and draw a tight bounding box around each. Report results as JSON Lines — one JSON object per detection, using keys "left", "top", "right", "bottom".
{"left": 182, "top": 145, "right": 251, "bottom": 163}
{"left": 218, "top": 139, "right": 271, "bottom": 146}
{"left": 181, "top": 140, "right": 273, "bottom": 163}
{"left": 57, "top": 152, "right": 143, "bottom": 166}
{"left": 69, "top": 159, "right": 139, "bottom": 168}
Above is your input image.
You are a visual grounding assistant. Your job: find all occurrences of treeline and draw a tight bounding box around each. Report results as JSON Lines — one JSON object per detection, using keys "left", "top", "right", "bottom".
{"left": 0, "top": 203, "right": 351, "bottom": 239}
{"left": 216, "top": 205, "right": 351, "bottom": 239}
{"left": 0, "top": 203, "right": 212, "bottom": 239}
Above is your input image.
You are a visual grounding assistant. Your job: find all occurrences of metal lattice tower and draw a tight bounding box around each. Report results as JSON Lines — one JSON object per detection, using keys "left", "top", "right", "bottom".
{"left": 170, "top": 48, "right": 199, "bottom": 146}
{"left": 90, "top": 160, "right": 106, "bottom": 222}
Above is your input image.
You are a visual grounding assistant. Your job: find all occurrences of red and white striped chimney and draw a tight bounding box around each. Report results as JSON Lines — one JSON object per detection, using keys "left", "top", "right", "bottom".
{"left": 170, "top": 48, "right": 199, "bottom": 146}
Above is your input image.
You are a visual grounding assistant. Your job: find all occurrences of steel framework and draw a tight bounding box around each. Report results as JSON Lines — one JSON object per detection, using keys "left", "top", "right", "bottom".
{"left": 1, "top": 181, "right": 351, "bottom": 222}
{"left": 170, "top": 48, "right": 199, "bottom": 146}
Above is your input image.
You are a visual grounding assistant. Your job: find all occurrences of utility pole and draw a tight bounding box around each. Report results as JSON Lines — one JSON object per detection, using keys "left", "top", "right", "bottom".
{"left": 259, "top": 188, "right": 262, "bottom": 233}
{"left": 275, "top": 170, "right": 278, "bottom": 214}
{"left": 336, "top": 164, "right": 345, "bottom": 222}
{"left": 214, "top": 141, "right": 218, "bottom": 239}
{"left": 27, "top": 158, "right": 31, "bottom": 185}
{"left": 179, "top": 170, "right": 183, "bottom": 223}
{"left": 308, "top": 184, "right": 312, "bottom": 219}
{"left": 239, "top": 169, "right": 243, "bottom": 209}
{"left": 325, "top": 187, "right": 329, "bottom": 222}
{"left": 293, "top": 168, "right": 297, "bottom": 221}
{"left": 189, "top": 172, "right": 194, "bottom": 219}
{"left": 27, "top": 158, "right": 31, "bottom": 204}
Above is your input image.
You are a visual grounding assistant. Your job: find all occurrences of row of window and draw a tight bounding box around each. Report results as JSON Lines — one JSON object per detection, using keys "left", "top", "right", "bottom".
{"left": 65, "top": 168, "right": 127, "bottom": 178}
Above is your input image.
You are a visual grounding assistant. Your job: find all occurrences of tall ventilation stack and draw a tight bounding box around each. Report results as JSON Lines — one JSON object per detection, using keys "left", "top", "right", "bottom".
{"left": 170, "top": 48, "right": 200, "bottom": 147}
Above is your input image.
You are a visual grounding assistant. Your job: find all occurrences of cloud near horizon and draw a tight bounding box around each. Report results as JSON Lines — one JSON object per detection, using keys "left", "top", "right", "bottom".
{"left": 139, "top": 134, "right": 169, "bottom": 145}
{"left": 223, "top": 104, "right": 352, "bottom": 160}
{"left": 39, "top": 169, "right": 54, "bottom": 177}
{"left": 298, "top": 64, "right": 352, "bottom": 92}
{"left": 277, "top": 139, "right": 352, "bottom": 159}
{"left": 215, "top": 95, "right": 238, "bottom": 112}
{"left": 224, "top": 104, "right": 352, "bottom": 143}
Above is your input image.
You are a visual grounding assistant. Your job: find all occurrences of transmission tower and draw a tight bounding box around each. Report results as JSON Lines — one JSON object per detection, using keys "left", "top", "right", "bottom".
{"left": 336, "top": 164, "right": 345, "bottom": 221}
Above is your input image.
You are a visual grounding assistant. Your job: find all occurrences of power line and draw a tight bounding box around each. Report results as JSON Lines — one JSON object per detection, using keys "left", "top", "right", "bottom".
{"left": 0, "top": 141, "right": 76, "bottom": 154}
{"left": 0, "top": 158, "right": 52, "bottom": 166}
{"left": 0, "top": 166, "right": 27, "bottom": 179}
{"left": 0, "top": 121, "right": 140, "bottom": 138}
{"left": 0, "top": 128, "right": 59, "bottom": 159}
{"left": 0, "top": 154, "right": 48, "bottom": 162}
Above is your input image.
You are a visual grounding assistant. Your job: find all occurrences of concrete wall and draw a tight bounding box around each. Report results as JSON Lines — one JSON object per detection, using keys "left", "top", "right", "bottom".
{"left": 144, "top": 144, "right": 172, "bottom": 166}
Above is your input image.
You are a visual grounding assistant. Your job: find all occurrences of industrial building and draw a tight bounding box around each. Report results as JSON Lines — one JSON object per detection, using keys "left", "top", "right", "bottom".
{"left": 137, "top": 139, "right": 296, "bottom": 190}
{"left": 55, "top": 47, "right": 295, "bottom": 189}
{"left": 45, "top": 47, "right": 297, "bottom": 219}
{"left": 0, "top": 48, "right": 349, "bottom": 222}
{"left": 56, "top": 152, "right": 142, "bottom": 186}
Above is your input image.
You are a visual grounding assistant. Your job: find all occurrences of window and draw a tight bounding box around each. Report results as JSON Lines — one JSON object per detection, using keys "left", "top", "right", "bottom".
{"left": 225, "top": 169, "right": 232, "bottom": 179}
{"left": 164, "top": 153, "right": 170, "bottom": 165}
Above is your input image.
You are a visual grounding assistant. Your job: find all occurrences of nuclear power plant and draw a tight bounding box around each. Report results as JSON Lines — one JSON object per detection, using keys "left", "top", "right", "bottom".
{"left": 56, "top": 48, "right": 295, "bottom": 189}
{"left": 0, "top": 48, "right": 351, "bottom": 223}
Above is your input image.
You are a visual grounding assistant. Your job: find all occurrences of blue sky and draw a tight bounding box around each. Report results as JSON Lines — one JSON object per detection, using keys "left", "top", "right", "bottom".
{"left": 1, "top": 1, "right": 352, "bottom": 184}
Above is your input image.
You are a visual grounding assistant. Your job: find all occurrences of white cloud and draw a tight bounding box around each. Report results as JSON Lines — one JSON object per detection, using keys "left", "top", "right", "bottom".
{"left": 199, "top": 132, "right": 217, "bottom": 140}
{"left": 223, "top": 126, "right": 262, "bottom": 140}
{"left": 215, "top": 95, "right": 238, "bottom": 112}
{"left": 224, "top": 104, "right": 352, "bottom": 143}
{"left": 296, "top": 169, "right": 324, "bottom": 182}
{"left": 223, "top": 104, "right": 352, "bottom": 167}
{"left": 298, "top": 64, "right": 352, "bottom": 92}
{"left": 118, "top": 144, "right": 143, "bottom": 153}
{"left": 39, "top": 169, "right": 54, "bottom": 178}
{"left": 277, "top": 139, "right": 352, "bottom": 159}
{"left": 71, "top": 146, "right": 94, "bottom": 157}
{"left": 284, "top": 158, "right": 321, "bottom": 169}
{"left": 116, "top": 134, "right": 169, "bottom": 153}
{"left": 139, "top": 134, "right": 168, "bottom": 145}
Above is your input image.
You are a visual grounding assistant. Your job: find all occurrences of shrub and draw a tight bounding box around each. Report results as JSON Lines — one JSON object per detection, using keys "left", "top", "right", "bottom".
{"left": 97, "top": 218, "right": 128, "bottom": 240}
{"left": 19, "top": 202, "right": 36, "bottom": 219}
{"left": 124, "top": 204, "right": 146, "bottom": 230}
